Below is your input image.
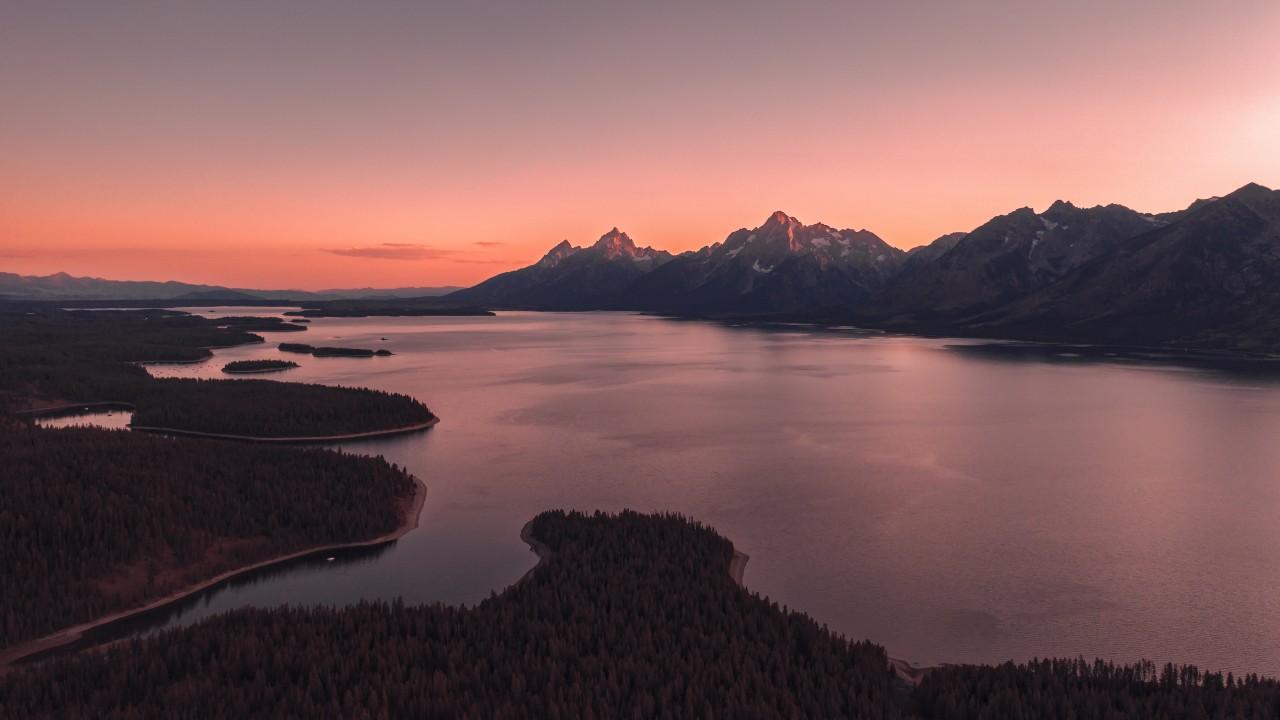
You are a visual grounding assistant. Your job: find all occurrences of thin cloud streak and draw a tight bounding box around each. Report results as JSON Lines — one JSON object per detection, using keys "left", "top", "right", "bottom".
{"left": 323, "top": 243, "right": 511, "bottom": 265}
{"left": 325, "top": 243, "right": 454, "bottom": 261}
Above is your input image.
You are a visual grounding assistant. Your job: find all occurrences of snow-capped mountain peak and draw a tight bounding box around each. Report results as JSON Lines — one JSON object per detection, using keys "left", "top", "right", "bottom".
{"left": 537, "top": 239, "right": 580, "bottom": 268}
{"left": 589, "top": 228, "right": 670, "bottom": 264}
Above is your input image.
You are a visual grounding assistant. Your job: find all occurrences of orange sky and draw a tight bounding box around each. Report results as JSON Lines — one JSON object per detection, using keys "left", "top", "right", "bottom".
{"left": 2, "top": 1, "right": 1279, "bottom": 290}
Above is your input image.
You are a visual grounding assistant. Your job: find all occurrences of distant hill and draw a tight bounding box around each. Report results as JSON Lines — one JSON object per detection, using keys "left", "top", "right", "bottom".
{"left": 0, "top": 272, "right": 460, "bottom": 302}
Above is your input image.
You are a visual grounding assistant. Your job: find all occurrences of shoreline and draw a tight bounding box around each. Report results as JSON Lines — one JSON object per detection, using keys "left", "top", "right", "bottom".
{"left": 729, "top": 550, "right": 749, "bottom": 587}
{"left": 514, "top": 520, "right": 940, "bottom": 687}
{"left": 128, "top": 416, "right": 439, "bottom": 443}
{"left": 516, "top": 520, "right": 554, "bottom": 586}
{"left": 888, "top": 657, "right": 942, "bottom": 686}
{"left": 0, "top": 474, "right": 428, "bottom": 673}
{"left": 13, "top": 401, "right": 138, "bottom": 417}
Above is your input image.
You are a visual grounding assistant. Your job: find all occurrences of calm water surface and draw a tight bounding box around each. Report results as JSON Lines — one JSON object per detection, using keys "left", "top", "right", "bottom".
{"left": 130, "top": 311, "right": 1280, "bottom": 675}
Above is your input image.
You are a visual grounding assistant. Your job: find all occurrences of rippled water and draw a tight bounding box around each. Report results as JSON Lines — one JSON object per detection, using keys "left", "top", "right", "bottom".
{"left": 93, "top": 311, "right": 1280, "bottom": 675}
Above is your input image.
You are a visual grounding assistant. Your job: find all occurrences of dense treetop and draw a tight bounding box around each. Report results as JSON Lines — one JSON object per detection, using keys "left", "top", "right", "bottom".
{"left": 0, "top": 423, "right": 415, "bottom": 650}
{"left": 5, "top": 510, "right": 1275, "bottom": 718}
{"left": 222, "top": 359, "right": 299, "bottom": 373}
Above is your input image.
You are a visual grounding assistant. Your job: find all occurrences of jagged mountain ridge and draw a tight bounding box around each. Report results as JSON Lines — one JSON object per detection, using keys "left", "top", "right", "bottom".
{"left": 856, "top": 201, "right": 1165, "bottom": 323}
{"left": 615, "top": 212, "right": 906, "bottom": 313}
{"left": 448, "top": 182, "right": 1280, "bottom": 351}
{"left": 446, "top": 228, "right": 673, "bottom": 310}
{"left": 449, "top": 211, "right": 908, "bottom": 313}
{"left": 966, "top": 183, "right": 1280, "bottom": 351}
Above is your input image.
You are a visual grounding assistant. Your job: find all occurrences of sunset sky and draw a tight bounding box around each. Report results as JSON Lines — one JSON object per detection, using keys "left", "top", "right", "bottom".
{"left": 2, "top": 1, "right": 1279, "bottom": 290}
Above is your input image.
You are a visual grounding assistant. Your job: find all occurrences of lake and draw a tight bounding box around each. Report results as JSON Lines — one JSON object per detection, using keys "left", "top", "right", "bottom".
{"left": 118, "top": 311, "right": 1280, "bottom": 675}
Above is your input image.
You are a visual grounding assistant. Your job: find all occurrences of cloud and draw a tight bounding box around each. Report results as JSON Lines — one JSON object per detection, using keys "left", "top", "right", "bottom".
{"left": 324, "top": 242, "right": 513, "bottom": 264}
{"left": 452, "top": 257, "right": 515, "bottom": 265}
{"left": 325, "top": 243, "right": 454, "bottom": 261}
{"left": 474, "top": 241, "right": 506, "bottom": 247}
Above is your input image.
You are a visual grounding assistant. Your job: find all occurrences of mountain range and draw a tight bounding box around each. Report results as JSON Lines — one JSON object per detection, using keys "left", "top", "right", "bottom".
{"left": 7, "top": 182, "right": 1277, "bottom": 353}
{"left": 0, "top": 273, "right": 461, "bottom": 302}
{"left": 445, "top": 182, "right": 1280, "bottom": 353}
{"left": 448, "top": 228, "right": 672, "bottom": 310}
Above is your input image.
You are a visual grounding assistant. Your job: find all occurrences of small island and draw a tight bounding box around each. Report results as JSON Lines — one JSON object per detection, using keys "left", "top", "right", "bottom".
{"left": 279, "top": 342, "right": 392, "bottom": 357}
{"left": 221, "top": 359, "right": 299, "bottom": 374}
{"left": 1, "top": 309, "right": 433, "bottom": 441}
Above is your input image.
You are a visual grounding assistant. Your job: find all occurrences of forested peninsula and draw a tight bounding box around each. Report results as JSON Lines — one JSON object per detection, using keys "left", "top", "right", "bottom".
{"left": 3, "top": 510, "right": 1276, "bottom": 719}
{"left": 0, "top": 306, "right": 433, "bottom": 661}
{"left": 0, "top": 308, "right": 434, "bottom": 439}
{"left": 0, "top": 423, "right": 418, "bottom": 653}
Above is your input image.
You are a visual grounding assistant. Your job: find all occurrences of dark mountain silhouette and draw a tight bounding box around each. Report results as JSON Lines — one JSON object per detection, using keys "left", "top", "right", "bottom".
{"left": 615, "top": 211, "right": 905, "bottom": 313}
{"left": 857, "top": 201, "right": 1164, "bottom": 324}
{"left": 967, "top": 183, "right": 1280, "bottom": 351}
{"left": 0, "top": 272, "right": 459, "bottom": 301}
{"left": 446, "top": 228, "right": 673, "bottom": 310}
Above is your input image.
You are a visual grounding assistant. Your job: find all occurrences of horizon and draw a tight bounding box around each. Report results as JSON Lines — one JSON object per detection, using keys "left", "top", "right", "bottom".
{"left": 3, "top": 1, "right": 1279, "bottom": 290}
{"left": 2, "top": 180, "right": 1268, "bottom": 292}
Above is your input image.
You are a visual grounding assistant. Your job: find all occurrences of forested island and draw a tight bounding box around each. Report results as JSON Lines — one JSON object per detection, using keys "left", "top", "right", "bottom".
{"left": 2, "top": 510, "right": 1275, "bottom": 718}
{"left": 279, "top": 342, "right": 392, "bottom": 357}
{"left": 0, "top": 308, "right": 433, "bottom": 439}
{"left": 211, "top": 316, "right": 307, "bottom": 333}
{"left": 221, "top": 359, "right": 299, "bottom": 373}
{"left": 127, "top": 378, "right": 429, "bottom": 438}
{"left": 0, "top": 422, "right": 417, "bottom": 653}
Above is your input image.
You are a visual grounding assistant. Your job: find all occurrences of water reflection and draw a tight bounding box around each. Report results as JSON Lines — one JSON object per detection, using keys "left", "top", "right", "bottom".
{"left": 31, "top": 405, "right": 135, "bottom": 430}
{"left": 18, "top": 542, "right": 396, "bottom": 667}
{"left": 947, "top": 341, "right": 1280, "bottom": 383}
{"left": 26, "top": 312, "right": 1280, "bottom": 677}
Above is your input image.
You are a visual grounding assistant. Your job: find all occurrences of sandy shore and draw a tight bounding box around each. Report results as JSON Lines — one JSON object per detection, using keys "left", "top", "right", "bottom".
{"left": 128, "top": 416, "right": 439, "bottom": 443}
{"left": 16, "top": 403, "right": 438, "bottom": 444}
{"left": 0, "top": 474, "right": 428, "bottom": 673}
{"left": 13, "top": 401, "right": 138, "bottom": 417}
{"left": 515, "top": 520, "right": 555, "bottom": 586}
{"left": 729, "top": 550, "right": 749, "bottom": 587}
{"left": 888, "top": 656, "right": 942, "bottom": 685}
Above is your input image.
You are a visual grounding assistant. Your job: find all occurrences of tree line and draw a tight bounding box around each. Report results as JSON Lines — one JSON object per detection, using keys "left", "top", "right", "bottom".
{"left": 0, "top": 308, "right": 434, "bottom": 437}
{"left": 0, "top": 422, "right": 415, "bottom": 650}
{"left": 3, "top": 510, "right": 1277, "bottom": 719}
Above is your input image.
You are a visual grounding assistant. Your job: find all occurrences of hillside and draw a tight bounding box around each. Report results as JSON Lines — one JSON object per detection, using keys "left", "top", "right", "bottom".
{"left": 967, "top": 183, "right": 1280, "bottom": 351}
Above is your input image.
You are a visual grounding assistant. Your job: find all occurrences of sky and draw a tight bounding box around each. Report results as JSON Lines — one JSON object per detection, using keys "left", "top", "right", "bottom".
{"left": 2, "top": 1, "right": 1279, "bottom": 290}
